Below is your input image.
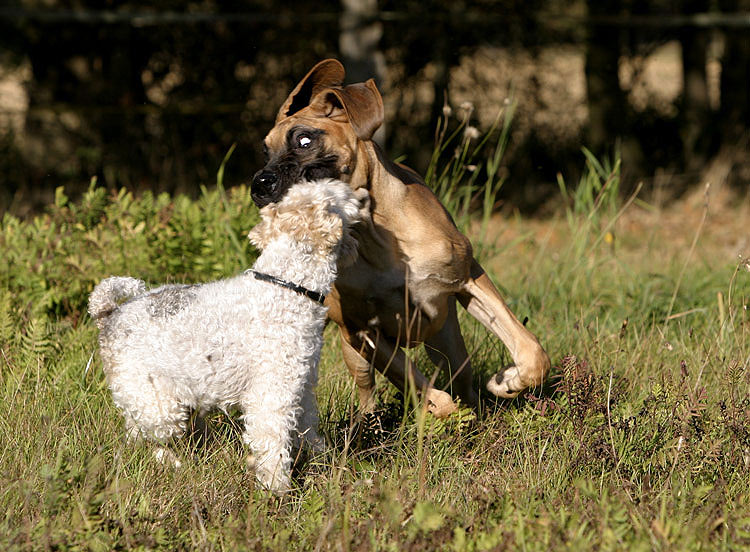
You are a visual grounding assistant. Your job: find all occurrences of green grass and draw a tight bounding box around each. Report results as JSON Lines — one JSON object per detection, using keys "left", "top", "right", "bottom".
{"left": 1, "top": 133, "right": 749, "bottom": 550}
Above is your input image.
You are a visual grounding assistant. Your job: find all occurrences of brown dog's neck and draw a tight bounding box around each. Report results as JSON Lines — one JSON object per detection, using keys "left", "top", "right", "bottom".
{"left": 370, "top": 140, "right": 424, "bottom": 186}
{"left": 353, "top": 140, "right": 424, "bottom": 205}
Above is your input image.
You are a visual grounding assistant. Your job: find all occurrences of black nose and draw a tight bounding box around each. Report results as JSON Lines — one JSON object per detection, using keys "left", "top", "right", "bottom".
{"left": 253, "top": 170, "right": 278, "bottom": 192}
{"left": 251, "top": 170, "right": 280, "bottom": 207}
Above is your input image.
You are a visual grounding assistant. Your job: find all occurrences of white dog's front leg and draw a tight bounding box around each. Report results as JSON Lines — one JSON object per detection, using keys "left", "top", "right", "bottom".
{"left": 241, "top": 395, "right": 295, "bottom": 493}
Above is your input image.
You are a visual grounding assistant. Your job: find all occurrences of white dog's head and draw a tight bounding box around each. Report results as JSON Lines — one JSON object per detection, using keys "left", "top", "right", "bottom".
{"left": 248, "top": 179, "right": 366, "bottom": 266}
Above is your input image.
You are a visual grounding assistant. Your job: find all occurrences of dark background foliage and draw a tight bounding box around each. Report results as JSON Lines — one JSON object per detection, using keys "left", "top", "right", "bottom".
{"left": 1, "top": 0, "right": 748, "bottom": 214}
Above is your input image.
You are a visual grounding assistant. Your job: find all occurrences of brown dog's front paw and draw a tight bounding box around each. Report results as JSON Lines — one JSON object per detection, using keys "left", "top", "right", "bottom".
{"left": 423, "top": 389, "right": 458, "bottom": 418}
{"left": 487, "top": 345, "right": 550, "bottom": 399}
{"left": 486, "top": 367, "right": 524, "bottom": 398}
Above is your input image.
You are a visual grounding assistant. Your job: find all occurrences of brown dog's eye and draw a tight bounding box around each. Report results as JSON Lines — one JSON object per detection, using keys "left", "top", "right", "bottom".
{"left": 297, "top": 134, "right": 312, "bottom": 148}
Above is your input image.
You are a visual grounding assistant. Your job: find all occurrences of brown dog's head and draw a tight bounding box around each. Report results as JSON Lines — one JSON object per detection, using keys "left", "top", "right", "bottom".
{"left": 251, "top": 59, "right": 384, "bottom": 208}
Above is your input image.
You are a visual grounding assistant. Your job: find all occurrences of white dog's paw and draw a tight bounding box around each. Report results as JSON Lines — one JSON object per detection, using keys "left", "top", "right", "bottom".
{"left": 486, "top": 367, "right": 525, "bottom": 399}
{"left": 154, "top": 447, "right": 183, "bottom": 468}
{"left": 246, "top": 454, "right": 290, "bottom": 494}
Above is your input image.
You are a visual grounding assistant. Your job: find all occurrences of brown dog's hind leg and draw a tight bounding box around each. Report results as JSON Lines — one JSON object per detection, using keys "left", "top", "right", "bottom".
{"left": 340, "top": 331, "right": 377, "bottom": 413}
{"left": 423, "top": 298, "right": 479, "bottom": 410}
{"left": 340, "top": 329, "right": 458, "bottom": 418}
{"left": 372, "top": 335, "right": 458, "bottom": 417}
{"left": 458, "top": 260, "right": 550, "bottom": 399}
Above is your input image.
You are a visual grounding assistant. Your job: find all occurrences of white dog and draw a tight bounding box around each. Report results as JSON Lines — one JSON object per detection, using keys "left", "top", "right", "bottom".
{"left": 88, "top": 179, "right": 364, "bottom": 492}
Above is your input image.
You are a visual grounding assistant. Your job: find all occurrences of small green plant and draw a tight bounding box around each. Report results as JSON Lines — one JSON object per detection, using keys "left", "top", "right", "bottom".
{"left": 558, "top": 146, "right": 621, "bottom": 228}
{"left": 0, "top": 161, "right": 259, "bottom": 321}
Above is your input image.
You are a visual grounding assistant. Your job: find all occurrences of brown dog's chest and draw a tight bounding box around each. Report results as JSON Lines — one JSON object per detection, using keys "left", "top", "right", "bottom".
{"left": 332, "top": 258, "right": 451, "bottom": 345}
{"left": 329, "top": 173, "right": 473, "bottom": 345}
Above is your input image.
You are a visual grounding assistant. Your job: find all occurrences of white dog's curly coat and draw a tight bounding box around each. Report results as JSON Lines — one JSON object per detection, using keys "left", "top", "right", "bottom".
{"left": 89, "top": 179, "right": 363, "bottom": 492}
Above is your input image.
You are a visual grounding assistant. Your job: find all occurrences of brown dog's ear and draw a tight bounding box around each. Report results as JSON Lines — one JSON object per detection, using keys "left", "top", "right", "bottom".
{"left": 326, "top": 79, "right": 384, "bottom": 141}
{"left": 277, "top": 59, "right": 384, "bottom": 141}
{"left": 306, "top": 80, "right": 384, "bottom": 141}
{"left": 276, "top": 59, "right": 346, "bottom": 123}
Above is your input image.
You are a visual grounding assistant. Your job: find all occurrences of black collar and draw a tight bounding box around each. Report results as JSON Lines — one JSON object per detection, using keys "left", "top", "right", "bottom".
{"left": 245, "top": 270, "right": 327, "bottom": 306}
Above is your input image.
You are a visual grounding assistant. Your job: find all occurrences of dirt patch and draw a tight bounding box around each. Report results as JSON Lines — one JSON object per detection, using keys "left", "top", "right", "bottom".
{"left": 479, "top": 181, "right": 750, "bottom": 275}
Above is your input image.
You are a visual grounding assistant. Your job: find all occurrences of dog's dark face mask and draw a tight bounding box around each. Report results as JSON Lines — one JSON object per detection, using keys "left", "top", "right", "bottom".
{"left": 252, "top": 125, "right": 343, "bottom": 208}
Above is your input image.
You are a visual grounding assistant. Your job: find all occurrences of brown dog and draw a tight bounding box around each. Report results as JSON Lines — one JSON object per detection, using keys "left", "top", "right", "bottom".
{"left": 252, "top": 59, "right": 550, "bottom": 417}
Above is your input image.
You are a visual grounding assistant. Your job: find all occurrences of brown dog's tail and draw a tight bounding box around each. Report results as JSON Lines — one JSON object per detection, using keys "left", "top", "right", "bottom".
{"left": 88, "top": 277, "right": 146, "bottom": 326}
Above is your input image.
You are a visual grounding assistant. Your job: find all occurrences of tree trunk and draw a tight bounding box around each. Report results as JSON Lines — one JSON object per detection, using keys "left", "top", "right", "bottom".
{"left": 718, "top": 0, "right": 750, "bottom": 138}
{"left": 679, "top": 0, "right": 712, "bottom": 170}
{"left": 339, "top": 0, "right": 385, "bottom": 144}
{"left": 585, "top": 0, "right": 625, "bottom": 154}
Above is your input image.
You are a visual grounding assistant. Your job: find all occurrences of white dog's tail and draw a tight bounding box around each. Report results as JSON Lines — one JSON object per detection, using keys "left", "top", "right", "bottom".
{"left": 88, "top": 277, "right": 146, "bottom": 325}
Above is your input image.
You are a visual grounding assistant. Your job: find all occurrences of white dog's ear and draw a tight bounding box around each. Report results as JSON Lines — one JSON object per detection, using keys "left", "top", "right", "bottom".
{"left": 251, "top": 200, "right": 346, "bottom": 253}
{"left": 318, "top": 212, "right": 345, "bottom": 251}
{"left": 247, "top": 224, "right": 265, "bottom": 250}
{"left": 247, "top": 204, "right": 278, "bottom": 250}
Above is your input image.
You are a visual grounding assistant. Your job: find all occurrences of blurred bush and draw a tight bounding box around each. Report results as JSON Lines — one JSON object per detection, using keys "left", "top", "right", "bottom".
{"left": 0, "top": 177, "right": 259, "bottom": 321}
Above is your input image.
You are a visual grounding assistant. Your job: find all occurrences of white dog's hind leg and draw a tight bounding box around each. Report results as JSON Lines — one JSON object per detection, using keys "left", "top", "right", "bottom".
{"left": 153, "top": 447, "right": 183, "bottom": 468}
{"left": 113, "top": 373, "right": 190, "bottom": 468}
{"left": 119, "top": 410, "right": 184, "bottom": 468}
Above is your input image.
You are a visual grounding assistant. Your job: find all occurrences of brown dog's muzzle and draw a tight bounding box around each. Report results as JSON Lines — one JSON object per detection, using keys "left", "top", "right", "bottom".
{"left": 251, "top": 153, "right": 342, "bottom": 208}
